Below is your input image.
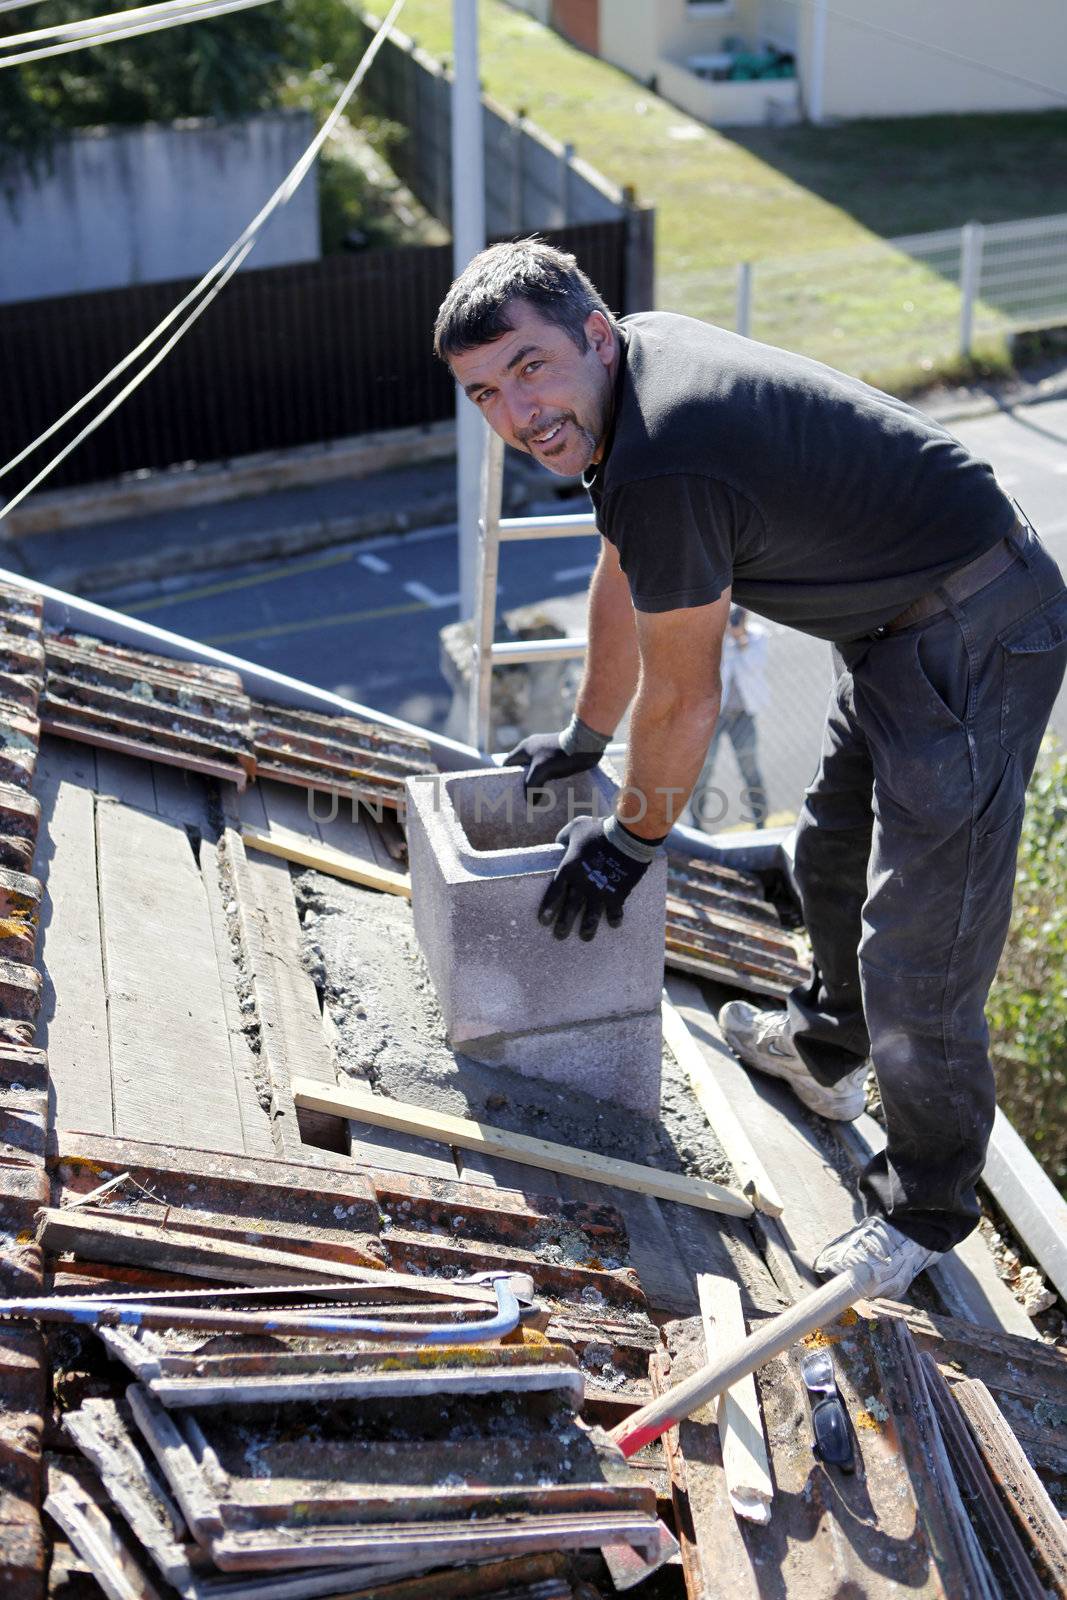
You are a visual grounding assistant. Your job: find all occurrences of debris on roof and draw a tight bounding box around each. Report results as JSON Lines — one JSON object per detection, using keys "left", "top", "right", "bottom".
{"left": 665, "top": 858, "right": 809, "bottom": 998}
{"left": 0, "top": 596, "right": 1059, "bottom": 1598}
{"left": 250, "top": 699, "right": 433, "bottom": 813}
{"left": 42, "top": 632, "right": 255, "bottom": 788}
{"left": 39, "top": 633, "right": 435, "bottom": 804}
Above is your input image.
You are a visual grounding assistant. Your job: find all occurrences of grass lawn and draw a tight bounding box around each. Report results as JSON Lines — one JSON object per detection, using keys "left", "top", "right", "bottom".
{"left": 368, "top": 1, "right": 1067, "bottom": 384}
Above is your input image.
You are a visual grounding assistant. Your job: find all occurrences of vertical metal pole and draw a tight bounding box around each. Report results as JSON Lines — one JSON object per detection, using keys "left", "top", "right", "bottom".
{"left": 959, "top": 221, "right": 984, "bottom": 359}
{"left": 469, "top": 428, "right": 506, "bottom": 754}
{"left": 452, "top": 0, "right": 486, "bottom": 625}
{"left": 510, "top": 113, "right": 524, "bottom": 232}
{"left": 807, "top": 0, "right": 828, "bottom": 124}
{"left": 559, "top": 142, "right": 575, "bottom": 227}
{"left": 735, "top": 261, "right": 753, "bottom": 338}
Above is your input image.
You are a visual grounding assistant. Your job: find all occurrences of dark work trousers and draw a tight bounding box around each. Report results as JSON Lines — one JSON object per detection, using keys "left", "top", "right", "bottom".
{"left": 788, "top": 525, "right": 1067, "bottom": 1251}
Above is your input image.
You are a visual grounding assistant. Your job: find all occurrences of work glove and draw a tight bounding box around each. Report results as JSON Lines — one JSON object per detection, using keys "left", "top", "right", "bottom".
{"left": 539, "top": 815, "right": 665, "bottom": 942}
{"left": 504, "top": 715, "right": 611, "bottom": 804}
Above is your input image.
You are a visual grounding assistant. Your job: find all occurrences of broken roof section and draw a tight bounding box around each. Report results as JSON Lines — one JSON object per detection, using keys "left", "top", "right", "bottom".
{"left": 0, "top": 570, "right": 1064, "bottom": 1598}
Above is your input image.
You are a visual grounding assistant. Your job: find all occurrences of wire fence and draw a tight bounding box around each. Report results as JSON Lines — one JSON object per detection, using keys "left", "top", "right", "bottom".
{"left": 660, "top": 211, "right": 1067, "bottom": 387}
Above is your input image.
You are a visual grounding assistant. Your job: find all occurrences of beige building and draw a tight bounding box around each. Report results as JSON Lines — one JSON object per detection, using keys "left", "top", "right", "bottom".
{"left": 537, "top": 0, "right": 1067, "bottom": 128}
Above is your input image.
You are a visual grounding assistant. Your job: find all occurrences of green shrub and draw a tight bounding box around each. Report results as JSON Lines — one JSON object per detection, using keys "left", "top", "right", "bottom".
{"left": 987, "top": 738, "right": 1067, "bottom": 1194}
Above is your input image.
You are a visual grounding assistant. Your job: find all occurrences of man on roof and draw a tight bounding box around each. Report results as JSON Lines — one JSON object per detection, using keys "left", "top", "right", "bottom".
{"left": 434, "top": 238, "right": 1067, "bottom": 1302}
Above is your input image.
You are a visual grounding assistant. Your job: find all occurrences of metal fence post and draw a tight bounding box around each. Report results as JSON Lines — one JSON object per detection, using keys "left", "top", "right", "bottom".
{"left": 735, "top": 261, "right": 753, "bottom": 338}
{"left": 558, "top": 142, "right": 574, "bottom": 227}
{"left": 510, "top": 113, "right": 525, "bottom": 232}
{"left": 622, "top": 190, "right": 655, "bottom": 313}
{"left": 959, "top": 221, "right": 984, "bottom": 359}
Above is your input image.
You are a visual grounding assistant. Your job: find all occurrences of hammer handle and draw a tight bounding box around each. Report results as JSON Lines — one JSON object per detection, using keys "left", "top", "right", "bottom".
{"left": 610, "top": 1265, "right": 871, "bottom": 1457}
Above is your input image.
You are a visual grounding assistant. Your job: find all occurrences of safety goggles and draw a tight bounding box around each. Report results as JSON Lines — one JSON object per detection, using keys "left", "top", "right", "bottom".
{"left": 800, "top": 1348, "right": 855, "bottom": 1472}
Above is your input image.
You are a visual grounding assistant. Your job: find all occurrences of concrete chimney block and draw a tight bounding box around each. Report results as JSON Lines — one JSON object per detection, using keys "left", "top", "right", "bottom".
{"left": 405, "top": 766, "right": 665, "bottom": 1117}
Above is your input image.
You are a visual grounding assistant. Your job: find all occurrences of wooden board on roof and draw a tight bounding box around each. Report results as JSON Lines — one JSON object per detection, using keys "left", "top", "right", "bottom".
{"left": 95, "top": 800, "right": 246, "bottom": 1152}
{"left": 32, "top": 736, "right": 112, "bottom": 1136}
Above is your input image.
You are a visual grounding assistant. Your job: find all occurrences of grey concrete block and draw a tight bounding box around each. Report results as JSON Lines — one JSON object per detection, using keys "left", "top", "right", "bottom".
{"left": 406, "top": 765, "right": 666, "bottom": 1116}
{"left": 459, "top": 1009, "right": 663, "bottom": 1120}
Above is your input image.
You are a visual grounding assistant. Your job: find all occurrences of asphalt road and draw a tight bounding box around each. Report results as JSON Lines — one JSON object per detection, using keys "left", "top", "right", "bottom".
{"left": 103, "top": 394, "right": 1067, "bottom": 823}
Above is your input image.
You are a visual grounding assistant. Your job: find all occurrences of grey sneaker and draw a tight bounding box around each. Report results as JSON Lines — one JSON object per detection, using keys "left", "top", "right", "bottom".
{"left": 813, "top": 1216, "right": 944, "bottom": 1299}
{"left": 718, "top": 1000, "right": 868, "bottom": 1122}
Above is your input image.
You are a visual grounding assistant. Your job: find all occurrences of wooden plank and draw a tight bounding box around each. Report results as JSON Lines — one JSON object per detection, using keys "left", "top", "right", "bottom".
{"left": 917, "top": 1355, "right": 1046, "bottom": 1600}
{"left": 33, "top": 738, "right": 113, "bottom": 1135}
{"left": 199, "top": 838, "right": 275, "bottom": 1158}
{"left": 836, "top": 1113, "right": 1038, "bottom": 1339}
{"left": 62, "top": 1399, "right": 194, "bottom": 1591}
{"left": 36, "top": 1207, "right": 383, "bottom": 1285}
{"left": 93, "top": 747, "right": 157, "bottom": 813}
{"left": 649, "top": 1342, "right": 759, "bottom": 1600}
{"left": 456, "top": 1146, "right": 560, "bottom": 1195}
{"left": 259, "top": 778, "right": 324, "bottom": 840}
{"left": 44, "top": 1458, "right": 168, "bottom": 1600}
{"left": 696, "top": 1274, "right": 772, "bottom": 1525}
{"left": 243, "top": 788, "right": 451, "bottom": 1179}
{"left": 242, "top": 823, "right": 410, "bottom": 898}
{"left": 96, "top": 802, "right": 245, "bottom": 1152}
{"left": 125, "top": 1385, "right": 222, "bottom": 1544}
{"left": 292, "top": 1077, "right": 754, "bottom": 1216}
{"left": 661, "top": 982, "right": 858, "bottom": 1296}
{"left": 230, "top": 836, "right": 332, "bottom": 1088}
{"left": 236, "top": 781, "right": 269, "bottom": 831}
{"left": 228, "top": 832, "right": 334, "bottom": 1159}
{"left": 952, "top": 1378, "right": 1067, "bottom": 1597}
{"left": 551, "top": 1169, "right": 702, "bottom": 1318}
{"left": 149, "top": 762, "right": 210, "bottom": 832}
{"left": 662, "top": 986, "right": 783, "bottom": 1216}
{"left": 210, "top": 1511, "right": 665, "bottom": 1572}
{"left": 982, "top": 1108, "right": 1067, "bottom": 1306}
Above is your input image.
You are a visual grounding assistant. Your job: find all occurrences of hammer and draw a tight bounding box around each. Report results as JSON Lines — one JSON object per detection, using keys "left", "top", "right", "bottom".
{"left": 610, "top": 1262, "right": 876, "bottom": 1456}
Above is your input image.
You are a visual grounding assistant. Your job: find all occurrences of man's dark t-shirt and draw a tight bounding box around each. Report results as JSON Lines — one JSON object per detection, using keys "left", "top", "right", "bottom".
{"left": 582, "top": 313, "right": 1016, "bottom": 642}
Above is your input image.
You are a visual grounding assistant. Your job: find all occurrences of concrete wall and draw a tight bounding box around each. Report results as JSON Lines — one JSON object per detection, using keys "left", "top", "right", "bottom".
{"left": 551, "top": 0, "right": 599, "bottom": 56}
{"left": 818, "top": 0, "right": 1067, "bottom": 119}
{"left": 502, "top": 0, "right": 552, "bottom": 21}
{"left": 656, "top": 54, "right": 801, "bottom": 126}
{"left": 758, "top": 0, "right": 798, "bottom": 52}
{"left": 0, "top": 112, "right": 319, "bottom": 306}
{"left": 595, "top": 0, "right": 660, "bottom": 82}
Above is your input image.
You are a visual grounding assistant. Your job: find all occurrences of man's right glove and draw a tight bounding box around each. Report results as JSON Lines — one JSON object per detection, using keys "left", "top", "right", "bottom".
{"left": 504, "top": 714, "right": 611, "bottom": 799}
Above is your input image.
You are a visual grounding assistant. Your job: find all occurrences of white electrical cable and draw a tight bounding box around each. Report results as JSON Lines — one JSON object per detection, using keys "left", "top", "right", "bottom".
{"left": 0, "top": 243, "right": 257, "bottom": 519}
{"left": 0, "top": 0, "right": 275, "bottom": 69}
{"left": 1, "top": 0, "right": 260, "bottom": 49}
{"left": 0, "top": 0, "right": 406, "bottom": 519}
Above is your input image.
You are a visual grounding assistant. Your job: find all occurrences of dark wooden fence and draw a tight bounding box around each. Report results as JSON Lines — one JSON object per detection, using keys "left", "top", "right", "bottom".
{"left": 0, "top": 219, "right": 637, "bottom": 496}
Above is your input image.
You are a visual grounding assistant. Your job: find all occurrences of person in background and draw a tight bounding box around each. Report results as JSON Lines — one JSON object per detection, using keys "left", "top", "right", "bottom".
{"left": 688, "top": 605, "right": 769, "bottom": 832}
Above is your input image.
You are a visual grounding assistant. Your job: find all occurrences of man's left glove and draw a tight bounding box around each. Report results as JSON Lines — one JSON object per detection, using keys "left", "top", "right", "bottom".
{"left": 539, "top": 815, "right": 666, "bottom": 942}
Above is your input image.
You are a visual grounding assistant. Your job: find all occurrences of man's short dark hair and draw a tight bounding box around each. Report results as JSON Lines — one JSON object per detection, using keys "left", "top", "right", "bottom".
{"left": 434, "top": 238, "right": 615, "bottom": 361}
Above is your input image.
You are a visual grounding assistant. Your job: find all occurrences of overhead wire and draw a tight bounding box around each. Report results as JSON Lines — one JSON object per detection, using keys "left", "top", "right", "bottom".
{"left": 0, "top": 0, "right": 277, "bottom": 68}
{"left": 0, "top": 0, "right": 406, "bottom": 519}
{"left": 1, "top": 0, "right": 262, "bottom": 47}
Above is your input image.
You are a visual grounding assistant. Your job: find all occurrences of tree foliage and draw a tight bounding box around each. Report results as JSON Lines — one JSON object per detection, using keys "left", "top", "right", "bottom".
{"left": 987, "top": 738, "right": 1067, "bottom": 1195}
{"left": 0, "top": 0, "right": 360, "bottom": 180}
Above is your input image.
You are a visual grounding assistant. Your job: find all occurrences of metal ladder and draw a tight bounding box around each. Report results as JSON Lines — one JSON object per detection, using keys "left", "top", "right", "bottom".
{"left": 468, "top": 426, "right": 597, "bottom": 754}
